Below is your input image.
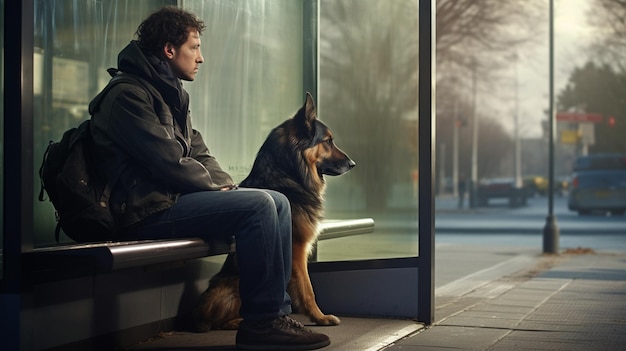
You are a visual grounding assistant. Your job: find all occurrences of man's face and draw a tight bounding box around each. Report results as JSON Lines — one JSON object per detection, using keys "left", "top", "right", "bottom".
{"left": 165, "top": 30, "right": 204, "bottom": 81}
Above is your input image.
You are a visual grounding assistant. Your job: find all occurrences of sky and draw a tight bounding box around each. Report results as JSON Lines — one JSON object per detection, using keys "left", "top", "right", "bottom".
{"left": 553, "top": 0, "right": 594, "bottom": 90}
{"left": 499, "top": 0, "right": 594, "bottom": 138}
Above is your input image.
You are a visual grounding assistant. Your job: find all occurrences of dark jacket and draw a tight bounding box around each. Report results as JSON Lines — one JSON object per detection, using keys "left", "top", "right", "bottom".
{"left": 89, "top": 40, "right": 234, "bottom": 231}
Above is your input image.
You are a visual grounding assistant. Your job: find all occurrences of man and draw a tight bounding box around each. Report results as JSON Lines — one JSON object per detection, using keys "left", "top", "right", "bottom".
{"left": 458, "top": 173, "right": 467, "bottom": 209}
{"left": 89, "top": 6, "right": 330, "bottom": 350}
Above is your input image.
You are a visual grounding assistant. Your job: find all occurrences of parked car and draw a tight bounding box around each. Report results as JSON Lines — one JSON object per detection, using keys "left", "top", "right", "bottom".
{"left": 524, "top": 175, "right": 569, "bottom": 197}
{"left": 524, "top": 176, "right": 548, "bottom": 196}
{"left": 476, "top": 177, "right": 527, "bottom": 207}
{"left": 568, "top": 154, "right": 626, "bottom": 216}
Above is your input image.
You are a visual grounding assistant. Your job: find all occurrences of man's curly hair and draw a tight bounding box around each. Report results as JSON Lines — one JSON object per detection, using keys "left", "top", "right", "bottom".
{"left": 136, "top": 6, "right": 206, "bottom": 58}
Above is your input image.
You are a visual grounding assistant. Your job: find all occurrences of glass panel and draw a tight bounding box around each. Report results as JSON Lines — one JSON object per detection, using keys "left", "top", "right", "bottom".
{"left": 427, "top": 1, "right": 626, "bottom": 259}
{"left": 317, "top": 0, "right": 420, "bottom": 261}
{"left": 33, "top": 0, "right": 174, "bottom": 247}
{"left": 32, "top": 0, "right": 305, "bottom": 247}
{"left": 183, "top": 0, "right": 304, "bottom": 181}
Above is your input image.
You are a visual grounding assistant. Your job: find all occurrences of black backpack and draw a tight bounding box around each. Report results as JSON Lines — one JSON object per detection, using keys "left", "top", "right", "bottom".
{"left": 38, "top": 119, "right": 122, "bottom": 243}
{"left": 38, "top": 74, "right": 141, "bottom": 243}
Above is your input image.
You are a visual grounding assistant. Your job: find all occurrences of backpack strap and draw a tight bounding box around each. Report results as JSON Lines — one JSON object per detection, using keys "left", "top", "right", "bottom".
{"left": 38, "top": 141, "right": 54, "bottom": 202}
{"left": 54, "top": 222, "right": 63, "bottom": 243}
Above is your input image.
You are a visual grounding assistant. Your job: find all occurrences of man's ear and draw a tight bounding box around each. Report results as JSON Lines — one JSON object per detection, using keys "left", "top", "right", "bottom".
{"left": 163, "top": 43, "right": 176, "bottom": 60}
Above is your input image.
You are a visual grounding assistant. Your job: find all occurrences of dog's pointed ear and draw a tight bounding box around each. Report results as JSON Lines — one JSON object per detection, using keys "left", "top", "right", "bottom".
{"left": 304, "top": 92, "right": 317, "bottom": 123}
{"left": 294, "top": 92, "right": 317, "bottom": 135}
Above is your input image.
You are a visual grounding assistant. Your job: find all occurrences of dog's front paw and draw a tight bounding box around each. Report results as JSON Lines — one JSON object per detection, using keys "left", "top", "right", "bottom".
{"left": 314, "top": 314, "right": 341, "bottom": 326}
{"left": 221, "top": 318, "right": 243, "bottom": 330}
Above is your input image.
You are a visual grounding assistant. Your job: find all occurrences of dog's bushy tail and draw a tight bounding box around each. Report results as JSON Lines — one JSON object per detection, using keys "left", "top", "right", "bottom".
{"left": 193, "top": 254, "right": 242, "bottom": 331}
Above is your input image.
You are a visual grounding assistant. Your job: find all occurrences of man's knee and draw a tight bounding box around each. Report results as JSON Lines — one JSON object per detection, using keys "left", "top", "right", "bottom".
{"left": 268, "top": 190, "right": 290, "bottom": 211}
{"left": 243, "top": 189, "right": 281, "bottom": 212}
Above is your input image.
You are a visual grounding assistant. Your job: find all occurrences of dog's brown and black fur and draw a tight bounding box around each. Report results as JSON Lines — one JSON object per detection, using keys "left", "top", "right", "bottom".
{"left": 194, "top": 92, "right": 355, "bottom": 331}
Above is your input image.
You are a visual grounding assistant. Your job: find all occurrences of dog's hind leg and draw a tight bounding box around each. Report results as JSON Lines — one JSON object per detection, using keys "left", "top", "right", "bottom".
{"left": 288, "top": 240, "right": 341, "bottom": 326}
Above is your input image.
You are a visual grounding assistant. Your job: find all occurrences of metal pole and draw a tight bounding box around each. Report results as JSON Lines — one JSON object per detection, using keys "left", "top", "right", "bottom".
{"left": 452, "top": 103, "right": 459, "bottom": 198}
{"left": 417, "top": 0, "right": 436, "bottom": 326}
{"left": 469, "top": 59, "right": 478, "bottom": 207}
{"left": 439, "top": 143, "right": 446, "bottom": 195}
{"left": 513, "top": 53, "right": 522, "bottom": 189}
{"left": 543, "top": 0, "right": 559, "bottom": 254}
{"left": 2, "top": 0, "right": 35, "bottom": 349}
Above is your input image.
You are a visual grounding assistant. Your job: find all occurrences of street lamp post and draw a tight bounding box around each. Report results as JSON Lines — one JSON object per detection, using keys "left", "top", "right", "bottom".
{"left": 513, "top": 53, "right": 522, "bottom": 190}
{"left": 543, "top": 0, "right": 560, "bottom": 254}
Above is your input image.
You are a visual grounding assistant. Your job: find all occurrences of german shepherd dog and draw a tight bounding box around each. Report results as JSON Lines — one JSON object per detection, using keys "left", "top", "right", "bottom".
{"left": 194, "top": 92, "right": 355, "bottom": 331}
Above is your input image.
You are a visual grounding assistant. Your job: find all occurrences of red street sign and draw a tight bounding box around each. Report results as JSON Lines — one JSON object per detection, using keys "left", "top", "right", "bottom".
{"left": 556, "top": 112, "right": 603, "bottom": 123}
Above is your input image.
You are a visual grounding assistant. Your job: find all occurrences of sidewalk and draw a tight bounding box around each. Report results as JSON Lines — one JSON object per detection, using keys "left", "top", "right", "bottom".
{"left": 126, "top": 195, "right": 626, "bottom": 350}
{"left": 384, "top": 249, "right": 626, "bottom": 351}
{"left": 128, "top": 249, "right": 626, "bottom": 351}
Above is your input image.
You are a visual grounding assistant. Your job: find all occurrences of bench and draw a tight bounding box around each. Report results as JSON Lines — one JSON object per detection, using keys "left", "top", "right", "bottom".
{"left": 20, "top": 218, "right": 374, "bottom": 349}
{"left": 24, "top": 218, "right": 374, "bottom": 279}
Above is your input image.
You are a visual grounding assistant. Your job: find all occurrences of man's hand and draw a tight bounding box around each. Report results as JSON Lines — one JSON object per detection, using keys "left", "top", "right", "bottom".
{"left": 220, "top": 184, "right": 238, "bottom": 191}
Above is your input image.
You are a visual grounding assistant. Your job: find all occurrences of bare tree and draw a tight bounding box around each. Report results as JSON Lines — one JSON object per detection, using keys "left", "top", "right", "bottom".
{"left": 320, "top": 0, "right": 419, "bottom": 211}
{"left": 436, "top": 0, "right": 545, "bottom": 183}
{"left": 320, "top": 0, "right": 545, "bottom": 211}
{"left": 437, "top": 0, "right": 544, "bottom": 77}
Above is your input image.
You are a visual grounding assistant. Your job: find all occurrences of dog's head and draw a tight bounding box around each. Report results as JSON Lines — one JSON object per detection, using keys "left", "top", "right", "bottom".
{"left": 292, "top": 92, "right": 356, "bottom": 179}
{"left": 249, "top": 93, "right": 355, "bottom": 192}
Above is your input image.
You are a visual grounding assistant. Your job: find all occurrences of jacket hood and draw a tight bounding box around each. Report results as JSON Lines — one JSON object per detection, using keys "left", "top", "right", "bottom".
{"left": 116, "top": 41, "right": 178, "bottom": 82}
{"left": 89, "top": 41, "right": 186, "bottom": 116}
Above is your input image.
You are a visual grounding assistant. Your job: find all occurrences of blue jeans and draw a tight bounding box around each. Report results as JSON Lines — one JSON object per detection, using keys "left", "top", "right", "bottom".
{"left": 129, "top": 188, "right": 293, "bottom": 320}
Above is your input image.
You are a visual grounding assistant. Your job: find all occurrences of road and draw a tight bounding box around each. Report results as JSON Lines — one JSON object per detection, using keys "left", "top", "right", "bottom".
{"left": 317, "top": 194, "right": 626, "bottom": 291}
{"left": 436, "top": 195, "right": 626, "bottom": 251}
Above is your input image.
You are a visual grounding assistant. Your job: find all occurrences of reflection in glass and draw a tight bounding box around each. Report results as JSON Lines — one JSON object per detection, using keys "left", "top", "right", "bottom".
{"left": 317, "top": 0, "right": 420, "bottom": 261}
{"left": 32, "top": 0, "right": 305, "bottom": 247}
{"left": 183, "top": 0, "right": 304, "bottom": 182}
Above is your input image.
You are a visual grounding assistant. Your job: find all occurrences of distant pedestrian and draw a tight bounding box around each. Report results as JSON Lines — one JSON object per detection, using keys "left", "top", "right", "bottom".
{"left": 458, "top": 174, "right": 467, "bottom": 209}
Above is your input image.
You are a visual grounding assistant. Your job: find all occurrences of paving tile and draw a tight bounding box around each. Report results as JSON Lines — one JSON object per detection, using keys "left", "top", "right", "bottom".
{"left": 390, "top": 253, "right": 626, "bottom": 351}
{"left": 395, "top": 325, "right": 508, "bottom": 350}
{"left": 440, "top": 315, "right": 520, "bottom": 329}
{"left": 451, "top": 309, "right": 527, "bottom": 320}
{"left": 491, "top": 328, "right": 626, "bottom": 351}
